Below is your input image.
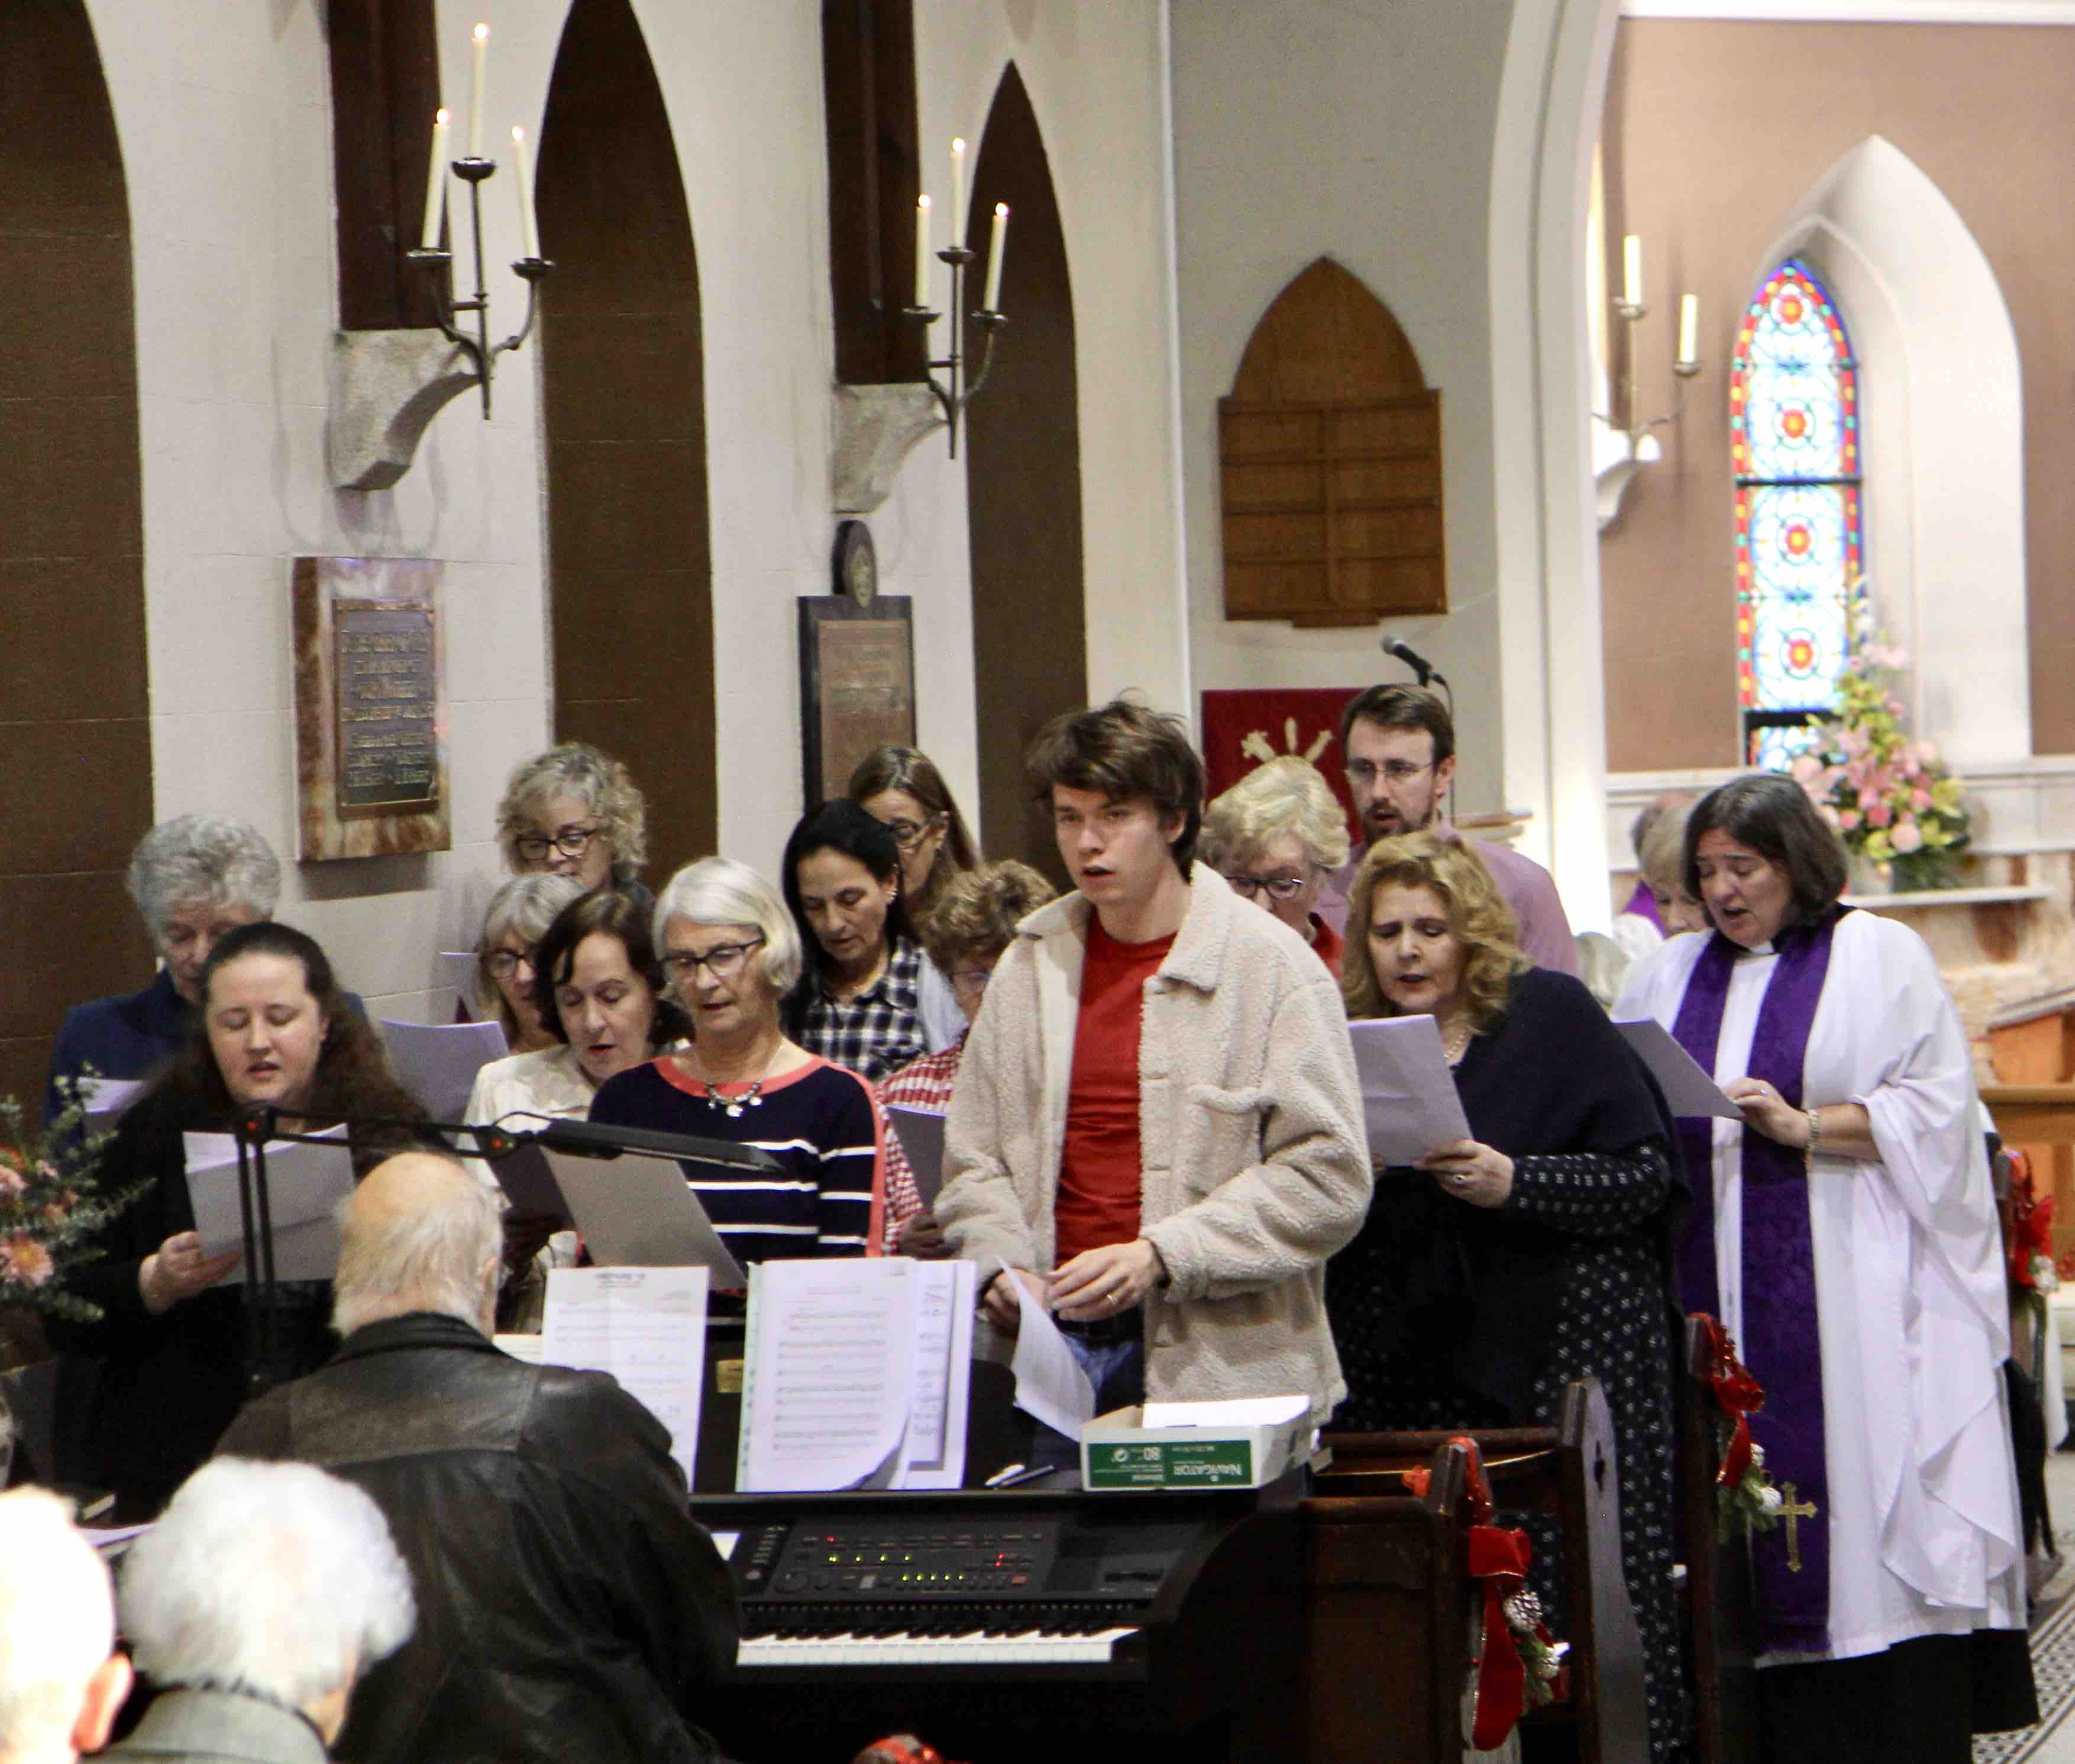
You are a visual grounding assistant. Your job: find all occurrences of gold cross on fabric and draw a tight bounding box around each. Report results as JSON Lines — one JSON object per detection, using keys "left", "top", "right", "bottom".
{"left": 1780, "top": 1482, "right": 1818, "bottom": 1572}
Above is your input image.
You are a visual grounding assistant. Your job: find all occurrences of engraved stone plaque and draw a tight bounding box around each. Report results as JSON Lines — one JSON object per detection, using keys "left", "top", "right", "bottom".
{"left": 799, "top": 596, "right": 914, "bottom": 805}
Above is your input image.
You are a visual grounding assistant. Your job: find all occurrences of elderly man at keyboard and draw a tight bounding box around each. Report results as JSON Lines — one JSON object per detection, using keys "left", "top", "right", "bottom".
{"left": 215, "top": 1151, "right": 739, "bottom": 1764}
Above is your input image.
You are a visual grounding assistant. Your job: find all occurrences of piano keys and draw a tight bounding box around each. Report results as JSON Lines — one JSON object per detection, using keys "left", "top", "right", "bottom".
{"left": 692, "top": 1477, "right": 1303, "bottom": 1762}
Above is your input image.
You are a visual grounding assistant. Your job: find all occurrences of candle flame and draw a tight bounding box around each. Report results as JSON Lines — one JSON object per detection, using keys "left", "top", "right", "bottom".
{"left": 473, "top": 21, "right": 489, "bottom": 41}
{"left": 917, "top": 194, "right": 932, "bottom": 211}
{"left": 512, "top": 125, "right": 525, "bottom": 144}
{"left": 996, "top": 202, "right": 1009, "bottom": 218}
{"left": 435, "top": 107, "right": 450, "bottom": 125}
{"left": 952, "top": 137, "right": 966, "bottom": 154}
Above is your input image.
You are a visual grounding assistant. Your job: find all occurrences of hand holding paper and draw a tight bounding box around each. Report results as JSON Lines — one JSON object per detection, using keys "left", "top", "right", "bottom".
{"left": 1348, "top": 1015, "right": 1473, "bottom": 1165}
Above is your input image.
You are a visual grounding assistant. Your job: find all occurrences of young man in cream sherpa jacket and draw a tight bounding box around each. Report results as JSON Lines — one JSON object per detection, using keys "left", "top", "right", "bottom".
{"left": 938, "top": 700, "right": 1372, "bottom": 1434}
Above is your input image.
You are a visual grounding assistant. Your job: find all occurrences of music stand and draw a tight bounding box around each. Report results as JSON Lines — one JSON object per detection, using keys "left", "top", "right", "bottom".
{"left": 225, "top": 1107, "right": 782, "bottom": 1396}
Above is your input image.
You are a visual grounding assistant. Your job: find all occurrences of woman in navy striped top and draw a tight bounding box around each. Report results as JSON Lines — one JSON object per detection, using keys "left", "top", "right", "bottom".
{"left": 589, "top": 857, "right": 885, "bottom": 1264}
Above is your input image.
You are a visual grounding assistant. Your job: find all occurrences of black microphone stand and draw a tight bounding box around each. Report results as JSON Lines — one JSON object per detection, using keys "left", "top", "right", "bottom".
{"left": 224, "top": 1108, "right": 777, "bottom": 1398}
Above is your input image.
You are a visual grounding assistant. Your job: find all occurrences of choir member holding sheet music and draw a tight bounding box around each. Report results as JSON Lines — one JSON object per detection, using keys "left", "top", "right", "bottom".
{"left": 1326, "top": 830, "right": 1690, "bottom": 1764}
{"left": 938, "top": 701, "right": 1370, "bottom": 1452}
{"left": 589, "top": 858, "right": 888, "bottom": 1265}
{"left": 46, "top": 922, "right": 425, "bottom": 1519}
{"left": 471, "top": 889, "right": 687, "bottom": 1326}
{"left": 1615, "top": 775, "right": 2035, "bottom": 1763}
{"left": 879, "top": 860, "right": 1056, "bottom": 1254}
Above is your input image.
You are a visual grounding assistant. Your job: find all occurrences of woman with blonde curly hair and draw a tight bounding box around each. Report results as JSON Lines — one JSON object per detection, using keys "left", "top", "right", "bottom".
{"left": 1330, "top": 829, "right": 1691, "bottom": 1764}
{"left": 494, "top": 742, "right": 652, "bottom": 916}
{"left": 1200, "top": 755, "right": 1352, "bottom": 972}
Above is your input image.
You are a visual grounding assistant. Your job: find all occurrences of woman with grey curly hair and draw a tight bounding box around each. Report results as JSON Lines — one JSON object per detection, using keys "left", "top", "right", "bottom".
{"left": 45, "top": 814, "right": 306, "bottom": 1122}
{"left": 1199, "top": 755, "right": 1353, "bottom": 973}
{"left": 494, "top": 742, "right": 651, "bottom": 915}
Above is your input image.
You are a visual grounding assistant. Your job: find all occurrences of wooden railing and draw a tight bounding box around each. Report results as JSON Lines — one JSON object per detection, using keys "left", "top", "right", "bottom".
{"left": 1981, "top": 1083, "right": 2075, "bottom": 1145}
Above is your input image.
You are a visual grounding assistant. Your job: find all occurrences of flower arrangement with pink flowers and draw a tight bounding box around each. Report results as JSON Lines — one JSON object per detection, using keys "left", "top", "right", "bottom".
{"left": 0, "top": 1076, "right": 143, "bottom": 1322}
{"left": 1785, "top": 585, "right": 1969, "bottom": 891}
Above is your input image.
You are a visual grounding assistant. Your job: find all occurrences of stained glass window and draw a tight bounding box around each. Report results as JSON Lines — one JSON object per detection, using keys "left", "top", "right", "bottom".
{"left": 1730, "top": 260, "right": 1862, "bottom": 771}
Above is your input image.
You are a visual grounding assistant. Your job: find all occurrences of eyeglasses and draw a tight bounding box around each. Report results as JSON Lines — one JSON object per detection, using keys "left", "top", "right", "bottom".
{"left": 661, "top": 937, "right": 766, "bottom": 982}
{"left": 484, "top": 949, "right": 535, "bottom": 979}
{"left": 515, "top": 824, "right": 600, "bottom": 862}
{"left": 1223, "top": 872, "right": 1312, "bottom": 902}
{"left": 877, "top": 814, "right": 944, "bottom": 852}
{"left": 1343, "top": 760, "right": 1433, "bottom": 788}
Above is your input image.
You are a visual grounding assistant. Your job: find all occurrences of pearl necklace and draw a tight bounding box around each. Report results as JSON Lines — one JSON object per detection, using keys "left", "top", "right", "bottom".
{"left": 1440, "top": 1020, "right": 1473, "bottom": 1065}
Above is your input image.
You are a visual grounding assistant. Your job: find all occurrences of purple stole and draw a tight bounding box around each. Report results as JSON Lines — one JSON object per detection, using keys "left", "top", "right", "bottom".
{"left": 1671, "top": 908, "right": 1847, "bottom": 1655}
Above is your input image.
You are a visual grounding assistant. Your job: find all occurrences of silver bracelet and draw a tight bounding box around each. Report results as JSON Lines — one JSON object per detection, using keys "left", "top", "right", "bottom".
{"left": 1806, "top": 1108, "right": 1823, "bottom": 1155}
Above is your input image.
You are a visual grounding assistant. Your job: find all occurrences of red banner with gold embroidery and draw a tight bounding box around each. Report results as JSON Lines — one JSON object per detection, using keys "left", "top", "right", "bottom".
{"left": 1199, "top": 688, "right": 1363, "bottom": 843}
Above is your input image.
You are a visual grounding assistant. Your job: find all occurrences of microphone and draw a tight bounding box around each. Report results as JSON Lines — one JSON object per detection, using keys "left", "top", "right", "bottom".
{"left": 1379, "top": 633, "right": 1445, "bottom": 688}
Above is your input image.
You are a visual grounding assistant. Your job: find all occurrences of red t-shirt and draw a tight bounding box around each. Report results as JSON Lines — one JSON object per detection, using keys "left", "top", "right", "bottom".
{"left": 1054, "top": 917, "right": 1175, "bottom": 1266}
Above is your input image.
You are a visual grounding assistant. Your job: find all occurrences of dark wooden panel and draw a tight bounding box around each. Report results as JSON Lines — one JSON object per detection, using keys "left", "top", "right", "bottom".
{"left": 1219, "top": 267, "right": 1446, "bottom": 625}
{"left": 536, "top": 0, "right": 715, "bottom": 878}
{"left": 0, "top": 234, "right": 132, "bottom": 400}
{"left": 0, "top": 557, "right": 148, "bottom": 723}
{"left": 327, "top": 0, "right": 443, "bottom": 331}
{"left": 965, "top": 65, "right": 1084, "bottom": 889}
{"left": 822, "top": 0, "right": 924, "bottom": 385}
{"left": 0, "top": 872, "right": 152, "bottom": 1044}
{"left": 0, "top": 394, "right": 144, "bottom": 558}
{"left": 0, "top": 720, "right": 155, "bottom": 878}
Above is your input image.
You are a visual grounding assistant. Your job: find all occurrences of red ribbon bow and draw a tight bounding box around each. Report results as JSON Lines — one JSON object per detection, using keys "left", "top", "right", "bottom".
{"left": 1698, "top": 1313, "right": 1766, "bottom": 1487}
{"left": 1405, "top": 1435, "right": 1562, "bottom": 1750}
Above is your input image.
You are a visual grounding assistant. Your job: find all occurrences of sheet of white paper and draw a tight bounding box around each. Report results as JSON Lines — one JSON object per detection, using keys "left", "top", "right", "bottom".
{"left": 379, "top": 1018, "right": 510, "bottom": 1122}
{"left": 1614, "top": 1018, "right": 1745, "bottom": 1120}
{"left": 547, "top": 1150, "right": 748, "bottom": 1286}
{"left": 78, "top": 1077, "right": 144, "bottom": 1127}
{"left": 885, "top": 1106, "right": 948, "bottom": 1206}
{"left": 709, "top": 1529, "right": 741, "bottom": 1561}
{"left": 182, "top": 1128, "right": 356, "bottom": 1283}
{"left": 1347, "top": 1015, "right": 1474, "bottom": 1165}
{"left": 1007, "top": 1277, "right": 1096, "bottom": 1440}
{"left": 1141, "top": 1394, "right": 1310, "bottom": 1429}
{"left": 439, "top": 951, "right": 486, "bottom": 1020}
{"left": 541, "top": 1265, "right": 710, "bottom": 1485}
{"left": 493, "top": 1332, "right": 545, "bottom": 1363}
{"left": 736, "top": 1260, "right": 918, "bottom": 1492}
{"left": 894, "top": 1260, "right": 975, "bottom": 1488}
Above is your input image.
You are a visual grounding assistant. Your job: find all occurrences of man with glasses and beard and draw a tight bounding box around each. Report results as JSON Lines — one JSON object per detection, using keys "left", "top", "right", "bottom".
{"left": 1317, "top": 684, "right": 1578, "bottom": 974}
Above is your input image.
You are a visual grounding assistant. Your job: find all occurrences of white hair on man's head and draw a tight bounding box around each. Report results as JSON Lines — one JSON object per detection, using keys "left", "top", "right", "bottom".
{"left": 125, "top": 814, "right": 282, "bottom": 943}
{"left": 119, "top": 1460, "right": 413, "bottom": 1711}
{"left": 0, "top": 1490, "right": 114, "bottom": 1758}
{"left": 331, "top": 1154, "right": 502, "bottom": 1338}
{"left": 652, "top": 857, "right": 804, "bottom": 996}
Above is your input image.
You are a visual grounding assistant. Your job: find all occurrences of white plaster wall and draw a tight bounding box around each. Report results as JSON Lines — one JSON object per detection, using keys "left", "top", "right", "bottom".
{"left": 89, "top": 0, "right": 550, "bottom": 1027}
{"left": 90, "top": 0, "right": 1186, "bottom": 1025}
{"left": 1169, "top": 0, "right": 1520, "bottom": 824}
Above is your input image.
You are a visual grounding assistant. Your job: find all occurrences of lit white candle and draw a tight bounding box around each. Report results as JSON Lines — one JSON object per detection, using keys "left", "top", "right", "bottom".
{"left": 1678, "top": 292, "right": 1699, "bottom": 364}
{"left": 468, "top": 23, "right": 490, "bottom": 158}
{"left": 914, "top": 194, "right": 932, "bottom": 308}
{"left": 983, "top": 202, "right": 1010, "bottom": 312}
{"left": 1622, "top": 233, "right": 1643, "bottom": 308}
{"left": 950, "top": 137, "right": 966, "bottom": 237}
{"left": 511, "top": 126, "right": 541, "bottom": 260}
{"left": 419, "top": 108, "right": 450, "bottom": 250}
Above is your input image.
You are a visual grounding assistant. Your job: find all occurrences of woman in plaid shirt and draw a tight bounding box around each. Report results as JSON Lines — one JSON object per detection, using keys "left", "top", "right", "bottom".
{"left": 879, "top": 860, "right": 1057, "bottom": 1252}
{"left": 779, "top": 801, "right": 965, "bottom": 1083}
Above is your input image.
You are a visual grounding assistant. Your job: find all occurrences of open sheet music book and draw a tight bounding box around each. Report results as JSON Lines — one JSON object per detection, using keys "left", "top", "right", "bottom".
{"left": 378, "top": 1018, "right": 510, "bottom": 1122}
{"left": 736, "top": 1258, "right": 977, "bottom": 1492}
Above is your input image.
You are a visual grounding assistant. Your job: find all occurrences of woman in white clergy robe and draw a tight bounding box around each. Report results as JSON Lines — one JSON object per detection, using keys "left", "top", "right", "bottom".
{"left": 1615, "top": 773, "right": 2035, "bottom": 1764}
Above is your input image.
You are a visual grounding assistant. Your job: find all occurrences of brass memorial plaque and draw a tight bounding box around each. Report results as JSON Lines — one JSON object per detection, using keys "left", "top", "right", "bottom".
{"left": 798, "top": 595, "right": 915, "bottom": 804}
{"left": 335, "top": 600, "right": 439, "bottom": 817}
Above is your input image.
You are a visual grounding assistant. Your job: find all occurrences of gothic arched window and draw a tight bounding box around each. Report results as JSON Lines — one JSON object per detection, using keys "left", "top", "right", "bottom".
{"left": 1731, "top": 258, "right": 1862, "bottom": 770}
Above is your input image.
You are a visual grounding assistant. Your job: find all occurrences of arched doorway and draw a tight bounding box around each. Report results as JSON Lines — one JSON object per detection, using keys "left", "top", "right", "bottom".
{"left": 965, "top": 63, "right": 1085, "bottom": 885}
{"left": 0, "top": 2, "right": 151, "bottom": 1111}
{"left": 536, "top": 0, "right": 715, "bottom": 878}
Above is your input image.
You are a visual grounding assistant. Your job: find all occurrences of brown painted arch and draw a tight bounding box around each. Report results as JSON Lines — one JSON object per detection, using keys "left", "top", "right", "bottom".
{"left": 535, "top": 0, "right": 715, "bottom": 879}
{"left": 964, "top": 63, "right": 1085, "bottom": 886}
{"left": 0, "top": 2, "right": 153, "bottom": 1111}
